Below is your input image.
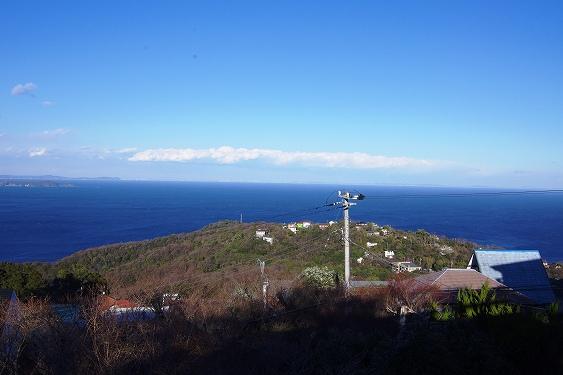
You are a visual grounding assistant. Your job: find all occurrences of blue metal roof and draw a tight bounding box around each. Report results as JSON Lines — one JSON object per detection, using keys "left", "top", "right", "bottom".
{"left": 469, "top": 249, "right": 555, "bottom": 305}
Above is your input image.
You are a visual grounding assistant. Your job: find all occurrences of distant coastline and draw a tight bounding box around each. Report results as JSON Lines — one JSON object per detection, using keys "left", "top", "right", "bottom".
{"left": 0, "top": 175, "right": 121, "bottom": 181}
{"left": 0, "top": 179, "right": 75, "bottom": 188}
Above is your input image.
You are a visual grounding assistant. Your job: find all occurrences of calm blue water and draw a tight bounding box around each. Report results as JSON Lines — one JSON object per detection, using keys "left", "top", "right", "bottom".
{"left": 1, "top": 181, "right": 562, "bottom": 262}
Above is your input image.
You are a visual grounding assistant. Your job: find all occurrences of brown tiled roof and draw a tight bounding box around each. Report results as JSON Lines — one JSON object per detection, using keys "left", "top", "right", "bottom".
{"left": 415, "top": 269, "right": 504, "bottom": 290}
{"left": 114, "top": 299, "right": 138, "bottom": 309}
{"left": 415, "top": 269, "right": 533, "bottom": 304}
{"left": 98, "top": 295, "right": 139, "bottom": 311}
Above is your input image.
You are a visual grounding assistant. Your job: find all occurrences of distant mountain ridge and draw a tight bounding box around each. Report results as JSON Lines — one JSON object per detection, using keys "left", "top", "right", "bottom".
{"left": 0, "top": 175, "right": 121, "bottom": 181}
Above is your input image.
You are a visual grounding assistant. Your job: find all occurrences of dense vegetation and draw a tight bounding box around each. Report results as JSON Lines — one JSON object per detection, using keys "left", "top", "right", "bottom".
{"left": 53, "top": 220, "right": 474, "bottom": 298}
{"left": 0, "top": 220, "right": 490, "bottom": 300}
{"left": 1, "top": 223, "right": 561, "bottom": 374}
{"left": 2, "top": 280, "right": 561, "bottom": 374}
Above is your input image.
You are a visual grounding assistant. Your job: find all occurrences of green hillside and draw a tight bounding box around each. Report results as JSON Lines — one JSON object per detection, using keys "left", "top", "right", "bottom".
{"left": 58, "top": 220, "right": 475, "bottom": 298}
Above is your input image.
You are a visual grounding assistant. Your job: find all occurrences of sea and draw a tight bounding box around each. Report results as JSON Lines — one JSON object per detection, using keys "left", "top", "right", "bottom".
{"left": 1, "top": 181, "right": 562, "bottom": 262}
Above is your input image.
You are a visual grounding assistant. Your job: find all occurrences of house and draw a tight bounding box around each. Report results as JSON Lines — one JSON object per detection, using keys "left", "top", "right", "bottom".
{"left": 297, "top": 221, "right": 311, "bottom": 229}
{"left": 381, "top": 229, "right": 389, "bottom": 236}
{"left": 357, "top": 257, "right": 363, "bottom": 264}
{"left": 286, "top": 223, "right": 297, "bottom": 234}
{"left": 355, "top": 222, "right": 368, "bottom": 230}
{"left": 384, "top": 250, "right": 395, "bottom": 259}
{"left": 98, "top": 296, "right": 156, "bottom": 321}
{"left": 367, "top": 231, "right": 380, "bottom": 237}
{"left": 467, "top": 249, "right": 555, "bottom": 305}
{"left": 0, "top": 289, "right": 21, "bottom": 358}
{"left": 328, "top": 221, "right": 337, "bottom": 226}
{"left": 438, "top": 245, "right": 454, "bottom": 255}
{"left": 391, "top": 261, "right": 422, "bottom": 273}
{"left": 414, "top": 269, "right": 533, "bottom": 304}
{"left": 262, "top": 236, "right": 274, "bottom": 245}
{"left": 366, "top": 242, "right": 378, "bottom": 248}
{"left": 255, "top": 229, "right": 267, "bottom": 239}
{"left": 318, "top": 224, "right": 329, "bottom": 230}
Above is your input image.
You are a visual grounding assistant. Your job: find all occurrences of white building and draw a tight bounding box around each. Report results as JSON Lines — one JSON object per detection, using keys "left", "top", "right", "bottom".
{"left": 366, "top": 242, "right": 378, "bottom": 248}
{"left": 262, "top": 236, "right": 274, "bottom": 245}
{"left": 300, "top": 221, "right": 312, "bottom": 229}
{"left": 255, "top": 229, "right": 267, "bottom": 239}
{"left": 287, "top": 224, "right": 297, "bottom": 234}
{"left": 384, "top": 250, "right": 395, "bottom": 259}
{"left": 391, "top": 261, "right": 421, "bottom": 273}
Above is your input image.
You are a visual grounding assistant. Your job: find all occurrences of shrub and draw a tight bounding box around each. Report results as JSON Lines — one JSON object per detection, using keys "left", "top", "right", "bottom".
{"left": 301, "top": 266, "right": 339, "bottom": 290}
{"left": 456, "top": 283, "right": 516, "bottom": 319}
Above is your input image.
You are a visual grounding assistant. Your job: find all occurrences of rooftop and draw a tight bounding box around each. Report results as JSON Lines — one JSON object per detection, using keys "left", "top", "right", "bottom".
{"left": 415, "top": 268, "right": 533, "bottom": 304}
{"left": 468, "top": 249, "right": 555, "bottom": 304}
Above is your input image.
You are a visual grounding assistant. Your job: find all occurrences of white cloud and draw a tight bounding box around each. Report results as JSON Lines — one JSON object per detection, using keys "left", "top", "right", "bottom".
{"left": 29, "top": 147, "right": 47, "bottom": 157}
{"left": 114, "top": 147, "right": 137, "bottom": 154}
{"left": 42, "top": 100, "right": 55, "bottom": 107}
{"left": 129, "top": 146, "right": 438, "bottom": 170}
{"left": 32, "top": 128, "right": 70, "bottom": 139}
{"left": 11, "top": 82, "right": 37, "bottom": 96}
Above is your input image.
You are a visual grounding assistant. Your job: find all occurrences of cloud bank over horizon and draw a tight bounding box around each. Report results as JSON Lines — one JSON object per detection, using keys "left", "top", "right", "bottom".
{"left": 129, "top": 146, "right": 440, "bottom": 170}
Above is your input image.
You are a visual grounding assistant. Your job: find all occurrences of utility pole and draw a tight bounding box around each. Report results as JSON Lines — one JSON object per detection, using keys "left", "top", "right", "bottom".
{"left": 337, "top": 191, "right": 364, "bottom": 290}
{"left": 257, "top": 259, "right": 269, "bottom": 310}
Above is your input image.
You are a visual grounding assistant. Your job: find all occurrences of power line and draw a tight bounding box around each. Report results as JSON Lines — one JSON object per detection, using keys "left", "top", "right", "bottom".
{"left": 361, "top": 189, "right": 563, "bottom": 200}
{"left": 243, "top": 204, "right": 338, "bottom": 221}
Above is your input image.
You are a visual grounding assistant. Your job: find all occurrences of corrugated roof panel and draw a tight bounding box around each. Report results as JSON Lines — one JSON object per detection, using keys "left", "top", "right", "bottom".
{"left": 473, "top": 250, "right": 555, "bottom": 304}
{"left": 0, "top": 289, "right": 14, "bottom": 302}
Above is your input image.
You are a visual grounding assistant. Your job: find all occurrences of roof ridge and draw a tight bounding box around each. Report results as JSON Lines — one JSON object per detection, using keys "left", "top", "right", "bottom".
{"left": 431, "top": 269, "right": 448, "bottom": 285}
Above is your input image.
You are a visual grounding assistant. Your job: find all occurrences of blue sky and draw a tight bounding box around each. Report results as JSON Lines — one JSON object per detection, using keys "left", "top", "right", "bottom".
{"left": 1, "top": 1, "right": 563, "bottom": 187}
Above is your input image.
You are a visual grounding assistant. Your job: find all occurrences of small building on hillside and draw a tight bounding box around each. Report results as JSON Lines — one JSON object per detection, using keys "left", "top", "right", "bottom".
{"left": 384, "top": 250, "right": 395, "bottom": 259}
{"left": 286, "top": 223, "right": 298, "bottom": 234}
{"left": 366, "top": 242, "right": 378, "bottom": 248}
{"left": 296, "top": 221, "right": 312, "bottom": 229}
{"left": 255, "top": 229, "right": 267, "bottom": 239}
{"left": 318, "top": 223, "right": 329, "bottom": 230}
{"left": 467, "top": 249, "right": 556, "bottom": 305}
{"left": 414, "top": 268, "right": 532, "bottom": 304}
{"left": 392, "top": 261, "right": 422, "bottom": 273}
{"left": 98, "top": 296, "right": 155, "bottom": 321}
{"left": 255, "top": 229, "right": 274, "bottom": 244}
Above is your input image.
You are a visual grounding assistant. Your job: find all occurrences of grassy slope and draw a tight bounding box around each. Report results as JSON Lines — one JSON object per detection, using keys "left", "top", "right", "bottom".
{"left": 59, "top": 221, "right": 475, "bottom": 297}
